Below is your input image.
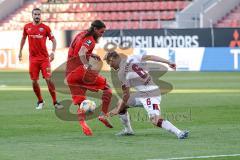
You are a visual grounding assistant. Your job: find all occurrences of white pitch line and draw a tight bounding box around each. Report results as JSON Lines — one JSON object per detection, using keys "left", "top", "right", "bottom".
{"left": 0, "top": 87, "right": 48, "bottom": 91}
{"left": 171, "top": 89, "right": 240, "bottom": 93}
{"left": 0, "top": 87, "right": 240, "bottom": 93}
{"left": 147, "top": 153, "right": 240, "bottom": 160}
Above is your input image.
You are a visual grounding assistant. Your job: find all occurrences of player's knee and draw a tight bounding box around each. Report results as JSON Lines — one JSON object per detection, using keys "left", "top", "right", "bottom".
{"left": 45, "top": 78, "right": 51, "bottom": 83}
{"left": 32, "top": 80, "right": 38, "bottom": 85}
{"left": 149, "top": 116, "right": 157, "bottom": 125}
{"left": 104, "top": 88, "right": 112, "bottom": 95}
{"left": 152, "top": 118, "right": 164, "bottom": 128}
{"left": 149, "top": 114, "right": 162, "bottom": 126}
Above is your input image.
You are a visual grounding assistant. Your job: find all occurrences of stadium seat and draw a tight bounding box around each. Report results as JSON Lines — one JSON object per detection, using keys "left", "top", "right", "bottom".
{"left": 215, "top": 4, "right": 240, "bottom": 27}
{"left": 0, "top": 0, "right": 194, "bottom": 30}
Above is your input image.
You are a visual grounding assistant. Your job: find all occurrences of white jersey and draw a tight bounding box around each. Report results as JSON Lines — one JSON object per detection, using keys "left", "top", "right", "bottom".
{"left": 118, "top": 53, "right": 160, "bottom": 93}
{"left": 118, "top": 53, "right": 161, "bottom": 116}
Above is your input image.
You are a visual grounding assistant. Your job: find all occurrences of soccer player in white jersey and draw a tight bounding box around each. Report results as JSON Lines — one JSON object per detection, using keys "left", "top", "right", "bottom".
{"left": 104, "top": 51, "right": 189, "bottom": 139}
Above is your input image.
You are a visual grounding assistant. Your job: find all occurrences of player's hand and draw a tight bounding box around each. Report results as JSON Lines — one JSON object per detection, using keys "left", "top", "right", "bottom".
{"left": 49, "top": 52, "right": 55, "bottom": 62}
{"left": 108, "top": 110, "right": 118, "bottom": 117}
{"left": 108, "top": 107, "right": 120, "bottom": 117}
{"left": 169, "top": 62, "right": 176, "bottom": 70}
{"left": 18, "top": 52, "right": 22, "bottom": 61}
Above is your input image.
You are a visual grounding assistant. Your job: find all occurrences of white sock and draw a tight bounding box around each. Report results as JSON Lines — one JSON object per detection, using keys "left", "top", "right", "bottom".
{"left": 119, "top": 111, "right": 133, "bottom": 132}
{"left": 162, "top": 120, "right": 181, "bottom": 136}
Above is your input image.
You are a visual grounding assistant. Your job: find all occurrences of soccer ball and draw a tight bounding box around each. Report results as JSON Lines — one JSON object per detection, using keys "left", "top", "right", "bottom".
{"left": 80, "top": 100, "right": 96, "bottom": 113}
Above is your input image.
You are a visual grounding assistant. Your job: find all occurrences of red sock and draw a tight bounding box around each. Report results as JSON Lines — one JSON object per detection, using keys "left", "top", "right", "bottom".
{"left": 77, "top": 107, "right": 85, "bottom": 122}
{"left": 46, "top": 80, "right": 57, "bottom": 104}
{"left": 32, "top": 82, "right": 43, "bottom": 102}
{"left": 77, "top": 107, "right": 93, "bottom": 136}
{"left": 101, "top": 88, "right": 112, "bottom": 114}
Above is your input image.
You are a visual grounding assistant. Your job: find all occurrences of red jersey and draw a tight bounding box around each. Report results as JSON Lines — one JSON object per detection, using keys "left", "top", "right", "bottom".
{"left": 23, "top": 22, "right": 54, "bottom": 60}
{"left": 68, "top": 31, "right": 96, "bottom": 61}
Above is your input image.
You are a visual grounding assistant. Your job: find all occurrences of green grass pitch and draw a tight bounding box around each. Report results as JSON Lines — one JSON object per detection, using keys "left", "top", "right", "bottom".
{"left": 0, "top": 72, "right": 239, "bottom": 160}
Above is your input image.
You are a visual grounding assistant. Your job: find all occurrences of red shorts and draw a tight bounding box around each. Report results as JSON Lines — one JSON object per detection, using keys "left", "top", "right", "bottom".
{"left": 66, "top": 66, "right": 107, "bottom": 105}
{"left": 29, "top": 59, "right": 51, "bottom": 80}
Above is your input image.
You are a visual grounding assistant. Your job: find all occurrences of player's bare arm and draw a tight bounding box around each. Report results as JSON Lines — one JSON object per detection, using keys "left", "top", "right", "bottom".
{"left": 142, "top": 55, "right": 176, "bottom": 70}
{"left": 110, "top": 86, "right": 130, "bottom": 116}
{"left": 19, "top": 35, "right": 27, "bottom": 61}
{"left": 78, "top": 46, "right": 91, "bottom": 69}
{"left": 49, "top": 37, "right": 56, "bottom": 62}
{"left": 91, "top": 53, "right": 101, "bottom": 61}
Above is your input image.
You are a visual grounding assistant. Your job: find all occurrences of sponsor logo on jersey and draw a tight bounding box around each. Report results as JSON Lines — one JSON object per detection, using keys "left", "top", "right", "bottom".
{"left": 85, "top": 40, "right": 92, "bottom": 46}
{"left": 39, "top": 28, "right": 44, "bottom": 32}
{"left": 29, "top": 34, "right": 43, "bottom": 38}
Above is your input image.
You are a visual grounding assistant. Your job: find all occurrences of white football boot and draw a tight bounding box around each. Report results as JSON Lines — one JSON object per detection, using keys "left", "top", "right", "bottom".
{"left": 177, "top": 130, "right": 189, "bottom": 139}
{"left": 54, "top": 102, "right": 64, "bottom": 110}
{"left": 36, "top": 101, "right": 45, "bottom": 110}
{"left": 115, "top": 128, "right": 134, "bottom": 136}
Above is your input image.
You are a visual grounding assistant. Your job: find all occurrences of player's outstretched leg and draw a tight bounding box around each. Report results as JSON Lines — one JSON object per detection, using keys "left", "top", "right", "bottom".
{"left": 77, "top": 107, "right": 93, "bottom": 136}
{"left": 151, "top": 116, "right": 189, "bottom": 139}
{"left": 98, "top": 87, "right": 113, "bottom": 128}
{"left": 116, "top": 109, "right": 134, "bottom": 136}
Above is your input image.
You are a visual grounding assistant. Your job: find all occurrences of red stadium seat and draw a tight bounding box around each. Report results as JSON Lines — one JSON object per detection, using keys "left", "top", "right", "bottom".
{"left": 160, "top": 1, "right": 167, "bottom": 10}
{"left": 230, "top": 20, "right": 239, "bottom": 27}
{"left": 215, "top": 4, "right": 240, "bottom": 27}
{"left": 132, "top": 21, "right": 140, "bottom": 29}
{"left": 167, "top": 1, "right": 176, "bottom": 10}
{"left": 0, "top": 0, "right": 195, "bottom": 30}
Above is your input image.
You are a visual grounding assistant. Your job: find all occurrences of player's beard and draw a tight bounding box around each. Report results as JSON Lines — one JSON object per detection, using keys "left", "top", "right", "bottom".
{"left": 93, "top": 34, "right": 100, "bottom": 42}
{"left": 34, "top": 18, "right": 41, "bottom": 24}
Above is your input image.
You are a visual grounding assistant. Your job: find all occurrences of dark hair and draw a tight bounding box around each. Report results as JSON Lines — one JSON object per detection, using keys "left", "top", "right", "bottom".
{"left": 84, "top": 20, "right": 106, "bottom": 41}
{"left": 104, "top": 51, "right": 120, "bottom": 63}
{"left": 32, "top": 8, "right": 41, "bottom": 15}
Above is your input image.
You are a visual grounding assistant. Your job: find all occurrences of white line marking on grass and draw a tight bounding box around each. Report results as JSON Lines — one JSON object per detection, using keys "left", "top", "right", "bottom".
{"left": 0, "top": 86, "right": 48, "bottom": 91}
{"left": 0, "top": 87, "right": 240, "bottom": 93}
{"left": 171, "top": 89, "right": 240, "bottom": 93}
{"left": 147, "top": 153, "right": 240, "bottom": 160}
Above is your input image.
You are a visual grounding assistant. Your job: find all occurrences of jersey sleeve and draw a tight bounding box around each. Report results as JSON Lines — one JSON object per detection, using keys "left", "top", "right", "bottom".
{"left": 46, "top": 25, "right": 54, "bottom": 40}
{"left": 82, "top": 37, "right": 95, "bottom": 51}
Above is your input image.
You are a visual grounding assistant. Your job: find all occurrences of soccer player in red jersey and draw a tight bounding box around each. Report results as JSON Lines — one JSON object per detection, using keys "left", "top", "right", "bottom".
{"left": 66, "top": 20, "right": 113, "bottom": 136}
{"left": 19, "top": 8, "right": 63, "bottom": 110}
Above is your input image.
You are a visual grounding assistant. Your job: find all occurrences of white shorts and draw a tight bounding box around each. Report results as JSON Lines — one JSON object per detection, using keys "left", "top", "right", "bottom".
{"left": 127, "top": 92, "right": 161, "bottom": 117}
